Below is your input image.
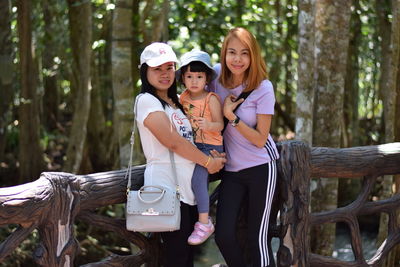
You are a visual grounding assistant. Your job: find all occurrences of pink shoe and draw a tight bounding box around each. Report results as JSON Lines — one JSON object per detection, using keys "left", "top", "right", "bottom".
{"left": 188, "top": 219, "right": 215, "bottom": 245}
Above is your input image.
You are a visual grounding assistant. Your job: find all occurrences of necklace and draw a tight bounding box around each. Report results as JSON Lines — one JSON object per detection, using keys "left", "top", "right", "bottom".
{"left": 166, "top": 97, "right": 176, "bottom": 108}
{"left": 158, "top": 94, "right": 177, "bottom": 109}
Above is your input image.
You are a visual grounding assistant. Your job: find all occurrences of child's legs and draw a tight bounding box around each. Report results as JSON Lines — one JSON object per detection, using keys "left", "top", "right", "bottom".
{"left": 192, "top": 143, "right": 223, "bottom": 220}
{"left": 192, "top": 163, "right": 209, "bottom": 216}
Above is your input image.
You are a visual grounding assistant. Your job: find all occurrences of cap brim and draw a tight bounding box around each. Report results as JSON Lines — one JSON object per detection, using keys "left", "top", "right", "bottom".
{"left": 176, "top": 67, "right": 217, "bottom": 82}
{"left": 146, "top": 56, "right": 178, "bottom": 67}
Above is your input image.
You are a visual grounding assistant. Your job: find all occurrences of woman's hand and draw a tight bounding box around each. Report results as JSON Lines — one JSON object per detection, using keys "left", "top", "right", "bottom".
{"left": 206, "top": 150, "right": 226, "bottom": 174}
{"left": 210, "top": 150, "right": 225, "bottom": 159}
{"left": 223, "top": 94, "right": 244, "bottom": 121}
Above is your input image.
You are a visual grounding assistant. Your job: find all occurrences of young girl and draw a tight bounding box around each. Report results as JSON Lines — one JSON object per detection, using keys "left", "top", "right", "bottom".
{"left": 176, "top": 50, "right": 224, "bottom": 245}
{"left": 135, "top": 42, "right": 225, "bottom": 267}
{"left": 210, "top": 28, "right": 280, "bottom": 267}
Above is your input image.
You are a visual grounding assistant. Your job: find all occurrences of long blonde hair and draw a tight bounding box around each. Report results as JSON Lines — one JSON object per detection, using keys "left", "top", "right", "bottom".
{"left": 219, "top": 27, "right": 268, "bottom": 92}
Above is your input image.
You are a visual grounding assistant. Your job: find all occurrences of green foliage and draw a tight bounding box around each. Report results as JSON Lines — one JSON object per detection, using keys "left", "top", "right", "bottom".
{"left": 5, "top": 122, "right": 19, "bottom": 151}
{"left": 169, "top": 0, "right": 231, "bottom": 56}
{"left": 0, "top": 0, "right": 395, "bottom": 265}
{"left": 355, "top": 0, "right": 385, "bottom": 144}
{"left": 169, "top": 0, "right": 298, "bottom": 136}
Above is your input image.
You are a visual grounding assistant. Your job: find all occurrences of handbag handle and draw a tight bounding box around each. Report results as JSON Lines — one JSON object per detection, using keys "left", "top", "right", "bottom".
{"left": 137, "top": 185, "right": 166, "bottom": 204}
{"left": 126, "top": 94, "right": 179, "bottom": 195}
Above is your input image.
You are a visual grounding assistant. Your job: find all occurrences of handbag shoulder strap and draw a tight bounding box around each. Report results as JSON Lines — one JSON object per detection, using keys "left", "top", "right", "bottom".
{"left": 169, "top": 151, "right": 179, "bottom": 195}
{"left": 126, "top": 95, "right": 141, "bottom": 192}
{"left": 126, "top": 94, "right": 179, "bottom": 191}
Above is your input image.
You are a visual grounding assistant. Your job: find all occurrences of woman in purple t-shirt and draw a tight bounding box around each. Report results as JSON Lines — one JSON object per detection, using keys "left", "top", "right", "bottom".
{"left": 209, "top": 27, "right": 279, "bottom": 267}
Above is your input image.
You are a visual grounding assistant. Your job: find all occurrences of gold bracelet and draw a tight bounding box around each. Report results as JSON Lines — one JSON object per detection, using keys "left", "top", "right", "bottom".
{"left": 204, "top": 156, "right": 211, "bottom": 168}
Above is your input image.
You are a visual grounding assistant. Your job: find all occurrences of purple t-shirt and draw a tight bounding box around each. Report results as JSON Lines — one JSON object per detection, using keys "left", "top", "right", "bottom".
{"left": 208, "top": 64, "right": 279, "bottom": 172}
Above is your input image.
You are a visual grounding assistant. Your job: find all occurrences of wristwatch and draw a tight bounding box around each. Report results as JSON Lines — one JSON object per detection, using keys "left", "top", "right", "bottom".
{"left": 230, "top": 116, "right": 240, "bottom": 127}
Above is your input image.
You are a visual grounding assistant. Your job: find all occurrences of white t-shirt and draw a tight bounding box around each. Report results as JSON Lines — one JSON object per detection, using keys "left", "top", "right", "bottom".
{"left": 135, "top": 93, "right": 196, "bottom": 205}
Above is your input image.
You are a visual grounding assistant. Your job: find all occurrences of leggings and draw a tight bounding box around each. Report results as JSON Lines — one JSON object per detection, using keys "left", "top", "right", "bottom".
{"left": 161, "top": 202, "right": 197, "bottom": 267}
{"left": 215, "top": 161, "right": 277, "bottom": 267}
{"left": 192, "top": 142, "right": 224, "bottom": 214}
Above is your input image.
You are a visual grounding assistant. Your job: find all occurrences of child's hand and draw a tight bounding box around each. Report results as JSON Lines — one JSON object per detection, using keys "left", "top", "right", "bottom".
{"left": 193, "top": 116, "right": 210, "bottom": 130}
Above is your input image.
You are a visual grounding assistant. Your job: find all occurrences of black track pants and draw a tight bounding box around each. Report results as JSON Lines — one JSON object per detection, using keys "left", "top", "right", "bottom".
{"left": 161, "top": 202, "right": 197, "bottom": 267}
{"left": 215, "top": 161, "right": 277, "bottom": 267}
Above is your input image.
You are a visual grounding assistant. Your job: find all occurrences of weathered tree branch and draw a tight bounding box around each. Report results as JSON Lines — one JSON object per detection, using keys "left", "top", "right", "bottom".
{"left": 311, "top": 142, "right": 400, "bottom": 178}
{"left": 0, "top": 142, "right": 400, "bottom": 266}
{"left": 78, "top": 212, "right": 149, "bottom": 250}
{"left": 81, "top": 254, "right": 147, "bottom": 267}
{"left": 0, "top": 224, "right": 37, "bottom": 261}
{"left": 276, "top": 141, "right": 311, "bottom": 267}
{"left": 78, "top": 165, "right": 145, "bottom": 210}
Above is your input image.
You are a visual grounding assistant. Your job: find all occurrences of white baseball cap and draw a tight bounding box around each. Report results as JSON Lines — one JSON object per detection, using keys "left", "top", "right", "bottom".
{"left": 139, "top": 42, "right": 178, "bottom": 68}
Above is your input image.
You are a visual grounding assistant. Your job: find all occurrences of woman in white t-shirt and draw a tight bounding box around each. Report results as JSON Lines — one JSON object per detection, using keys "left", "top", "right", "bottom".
{"left": 135, "top": 42, "right": 225, "bottom": 267}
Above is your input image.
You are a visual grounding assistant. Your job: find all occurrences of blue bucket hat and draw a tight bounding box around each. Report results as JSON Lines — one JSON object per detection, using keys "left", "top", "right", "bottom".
{"left": 176, "top": 49, "right": 217, "bottom": 81}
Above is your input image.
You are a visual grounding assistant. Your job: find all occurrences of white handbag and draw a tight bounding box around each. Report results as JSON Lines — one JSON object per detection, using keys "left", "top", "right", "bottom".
{"left": 125, "top": 95, "right": 181, "bottom": 232}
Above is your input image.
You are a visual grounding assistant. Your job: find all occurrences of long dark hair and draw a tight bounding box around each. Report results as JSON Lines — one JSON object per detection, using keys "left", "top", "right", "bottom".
{"left": 140, "top": 63, "right": 184, "bottom": 113}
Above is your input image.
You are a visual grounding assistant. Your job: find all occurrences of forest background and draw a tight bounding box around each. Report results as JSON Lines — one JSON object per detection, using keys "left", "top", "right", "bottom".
{"left": 0, "top": 0, "right": 400, "bottom": 266}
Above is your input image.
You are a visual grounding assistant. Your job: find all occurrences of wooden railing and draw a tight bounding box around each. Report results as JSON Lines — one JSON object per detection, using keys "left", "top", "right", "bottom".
{"left": 0, "top": 141, "right": 399, "bottom": 267}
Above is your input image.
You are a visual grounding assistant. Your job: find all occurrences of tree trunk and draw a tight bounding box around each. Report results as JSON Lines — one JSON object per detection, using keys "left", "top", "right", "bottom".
{"left": 294, "top": 1, "right": 316, "bottom": 265}
{"left": 378, "top": 0, "right": 400, "bottom": 266}
{"left": 63, "top": 0, "right": 92, "bottom": 173}
{"left": 131, "top": 0, "right": 145, "bottom": 166}
{"left": 296, "top": 0, "right": 315, "bottom": 145}
{"left": 235, "top": 0, "right": 245, "bottom": 24}
{"left": 150, "top": 0, "right": 169, "bottom": 42}
{"left": 41, "top": 0, "right": 59, "bottom": 131}
{"left": 98, "top": 5, "right": 119, "bottom": 170}
{"left": 86, "top": 57, "right": 112, "bottom": 171}
{"left": 140, "top": 0, "right": 170, "bottom": 44}
{"left": 337, "top": 0, "right": 362, "bottom": 237}
{"left": 375, "top": 0, "right": 393, "bottom": 254}
{"left": 112, "top": 0, "right": 136, "bottom": 168}
{"left": 0, "top": 0, "right": 14, "bottom": 162}
{"left": 283, "top": 0, "right": 296, "bottom": 132}
{"left": 397, "top": 29, "right": 400, "bottom": 145}
{"left": 396, "top": 17, "right": 400, "bottom": 196}
{"left": 311, "top": 0, "right": 352, "bottom": 256}
{"left": 395, "top": 34, "right": 400, "bottom": 267}
{"left": 343, "top": 0, "right": 361, "bottom": 147}
{"left": 268, "top": 0, "right": 283, "bottom": 89}
{"left": 16, "top": 0, "right": 44, "bottom": 182}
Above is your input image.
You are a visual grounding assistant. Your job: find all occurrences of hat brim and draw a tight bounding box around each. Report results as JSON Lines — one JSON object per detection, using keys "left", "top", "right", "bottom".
{"left": 146, "top": 56, "right": 179, "bottom": 67}
{"left": 176, "top": 64, "right": 217, "bottom": 82}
